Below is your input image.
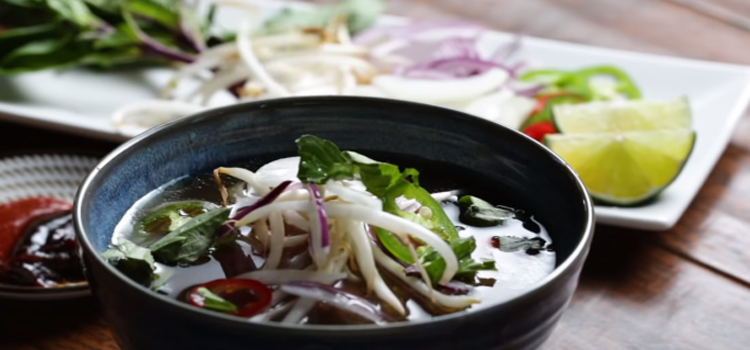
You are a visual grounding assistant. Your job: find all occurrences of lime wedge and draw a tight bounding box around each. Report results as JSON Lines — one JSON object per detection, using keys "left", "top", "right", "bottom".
{"left": 545, "top": 129, "right": 696, "bottom": 205}
{"left": 553, "top": 96, "right": 691, "bottom": 133}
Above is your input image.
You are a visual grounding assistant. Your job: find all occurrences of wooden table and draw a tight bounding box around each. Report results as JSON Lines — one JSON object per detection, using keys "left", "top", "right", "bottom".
{"left": 2, "top": 0, "right": 750, "bottom": 349}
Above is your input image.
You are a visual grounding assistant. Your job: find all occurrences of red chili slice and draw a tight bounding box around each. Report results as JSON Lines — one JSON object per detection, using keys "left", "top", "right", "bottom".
{"left": 523, "top": 121, "right": 558, "bottom": 142}
{"left": 529, "top": 92, "right": 583, "bottom": 115}
{"left": 186, "top": 278, "right": 272, "bottom": 317}
{"left": 0, "top": 197, "right": 72, "bottom": 263}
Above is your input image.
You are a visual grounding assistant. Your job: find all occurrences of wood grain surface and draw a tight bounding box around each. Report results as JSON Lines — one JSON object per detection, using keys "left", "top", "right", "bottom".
{"left": 2, "top": 0, "right": 750, "bottom": 349}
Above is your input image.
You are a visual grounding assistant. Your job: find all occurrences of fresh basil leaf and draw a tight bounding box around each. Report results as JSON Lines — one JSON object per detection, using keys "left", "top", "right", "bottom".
{"left": 455, "top": 258, "right": 496, "bottom": 278}
{"left": 92, "top": 23, "right": 139, "bottom": 49}
{"left": 125, "top": 0, "right": 180, "bottom": 30}
{"left": 495, "top": 236, "right": 546, "bottom": 253}
{"left": 45, "top": 0, "right": 102, "bottom": 27}
{"left": 82, "top": 0, "right": 120, "bottom": 13}
{"left": 149, "top": 207, "right": 230, "bottom": 265}
{"left": 0, "top": 22, "right": 61, "bottom": 58}
{"left": 0, "top": 33, "right": 93, "bottom": 74}
{"left": 416, "top": 237, "right": 493, "bottom": 285}
{"left": 3, "top": 0, "right": 45, "bottom": 8}
{"left": 345, "top": 151, "right": 420, "bottom": 197}
{"left": 133, "top": 200, "right": 215, "bottom": 245}
{"left": 102, "top": 238, "right": 156, "bottom": 287}
{"left": 296, "top": 134, "right": 357, "bottom": 184}
{"left": 458, "top": 195, "right": 513, "bottom": 227}
{"left": 197, "top": 287, "right": 238, "bottom": 313}
{"left": 297, "top": 135, "right": 465, "bottom": 271}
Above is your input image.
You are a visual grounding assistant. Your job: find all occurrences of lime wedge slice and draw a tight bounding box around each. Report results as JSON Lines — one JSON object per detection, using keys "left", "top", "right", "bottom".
{"left": 553, "top": 96, "right": 691, "bottom": 133}
{"left": 545, "top": 129, "right": 696, "bottom": 206}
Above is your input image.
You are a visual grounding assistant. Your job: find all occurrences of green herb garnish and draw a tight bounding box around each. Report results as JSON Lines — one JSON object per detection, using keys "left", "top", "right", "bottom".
{"left": 457, "top": 195, "right": 514, "bottom": 227}
{"left": 0, "top": 0, "right": 216, "bottom": 74}
{"left": 102, "top": 238, "right": 157, "bottom": 287}
{"left": 149, "top": 207, "right": 230, "bottom": 265}
{"left": 495, "top": 236, "right": 546, "bottom": 254}
{"left": 296, "top": 135, "right": 495, "bottom": 285}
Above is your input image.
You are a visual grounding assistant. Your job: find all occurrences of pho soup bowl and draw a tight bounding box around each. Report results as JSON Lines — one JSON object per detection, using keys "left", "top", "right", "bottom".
{"left": 74, "top": 96, "right": 594, "bottom": 350}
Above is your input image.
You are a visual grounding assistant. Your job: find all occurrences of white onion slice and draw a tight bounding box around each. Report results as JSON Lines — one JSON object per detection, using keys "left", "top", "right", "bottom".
{"left": 372, "top": 68, "right": 508, "bottom": 104}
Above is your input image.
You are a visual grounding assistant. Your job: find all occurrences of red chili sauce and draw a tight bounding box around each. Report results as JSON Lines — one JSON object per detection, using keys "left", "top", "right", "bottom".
{"left": 0, "top": 197, "right": 85, "bottom": 287}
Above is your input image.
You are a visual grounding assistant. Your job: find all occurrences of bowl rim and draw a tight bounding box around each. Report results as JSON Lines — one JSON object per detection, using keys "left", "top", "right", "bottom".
{"left": 74, "top": 95, "right": 595, "bottom": 334}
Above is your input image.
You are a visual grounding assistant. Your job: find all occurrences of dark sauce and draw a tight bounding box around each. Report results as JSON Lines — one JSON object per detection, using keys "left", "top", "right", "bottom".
{"left": 0, "top": 211, "right": 85, "bottom": 287}
{"left": 113, "top": 153, "right": 556, "bottom": 324}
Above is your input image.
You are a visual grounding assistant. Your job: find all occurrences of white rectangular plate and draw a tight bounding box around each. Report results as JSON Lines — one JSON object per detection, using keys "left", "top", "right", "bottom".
{"left": 1, "top": 1, "right": 749, "bottom": 231}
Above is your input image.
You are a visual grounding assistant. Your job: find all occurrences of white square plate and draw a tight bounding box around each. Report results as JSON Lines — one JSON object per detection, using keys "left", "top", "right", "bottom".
{"left": 1, "top": 1, "right": 749, "bottom": 231}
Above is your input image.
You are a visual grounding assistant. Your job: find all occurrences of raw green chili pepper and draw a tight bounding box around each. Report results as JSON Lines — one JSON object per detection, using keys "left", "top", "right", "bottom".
{"left": 521, "top": 65, "right": 641, "bottom": 100}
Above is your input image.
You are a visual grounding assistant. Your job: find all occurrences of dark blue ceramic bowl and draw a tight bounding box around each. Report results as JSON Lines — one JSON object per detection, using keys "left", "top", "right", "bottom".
{"left": 74, "top": 96, "right": 594, "bottom": 350}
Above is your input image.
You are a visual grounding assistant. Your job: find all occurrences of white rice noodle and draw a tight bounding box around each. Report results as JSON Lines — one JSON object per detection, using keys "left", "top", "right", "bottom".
{"left": 325, "top": 203, "right": 458, "bottom": 284}
{"left": 284, "top": 234, "right": 308, "bottom": 248}
{"left": 336, "top": 66, "right": 357, "bottom": 94}
{"left": 248, "top": 300, "right": 294, "bottom": 323}
{"left": 307, "top": 186, "right": 329, "bottom": 268}
{"left": 325, "top": 181, "right": 382, "bottom": 209}
{"left": 281, "top": 297, "right": 317, "bottom": 324}
{"left": 233, "top": 201, "right": 458, "bottom": 284}
{"left": 372, "top": 246, "right": 480, "bottom": 309}
{"left": 267, "top": 53, "right": 377, "bottom": 80}
{"left": 238, "top": 20, "right": 291, "bottom": 97}
{"left": 161, "top": 42, "right": 239, "bottom": 97}
{"left": 320, "top": 43, "right": 368, "bottom": 57}
{"left": 184, "top": 63, "right": 251, "bottom": 106}
{"left": 252, "top": 219, "right": 270, "bottom": 249}
{"left": 276, "top": 189, "right": 311, "bottom": 202}
{"left": 252, "top": 32, "right": 322, "bottom": 58}
{"left": 263, "top": 211, "right": 285, "bottom": 270}
{"left": 344, "top": 219, "right": 405, "bottom": 315}
{"left": 215, "top": 167, "right": 268, "bottom": 195}
{"left": 280, "top": 249, "right": 349, "bottom": 324}
{"left": 283, "top": 210, "right": 309, "bottom": 230}
{"left": 406, "top": 238, "right": 434, "bottom": 302}
{"left": 235, "top": 269, "right": 346, "bottom": 286}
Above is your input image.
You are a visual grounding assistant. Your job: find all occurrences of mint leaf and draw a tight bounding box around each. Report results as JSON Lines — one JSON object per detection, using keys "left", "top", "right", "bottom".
{"left": 102, "top": 238, "right": 156, "bottom": 287}
{"left": 149, "top": 207, "right": 231, "bottom": 265}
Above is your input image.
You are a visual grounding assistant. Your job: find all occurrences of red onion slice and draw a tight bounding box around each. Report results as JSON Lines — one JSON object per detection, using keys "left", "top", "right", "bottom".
{"left": 280, "top": 281, "right": 389, "bottom": 324}
{"left": 217, "top": 180, "right": 292, "bottom": 238}
{"left": 398, "top": 57, "right": 515, "bottom": 80}
{"left": 306, "top": 183, "right": 330, "bottom": 264}
{"left": 490, "top": 34, "right": 523, "bottom": 62}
